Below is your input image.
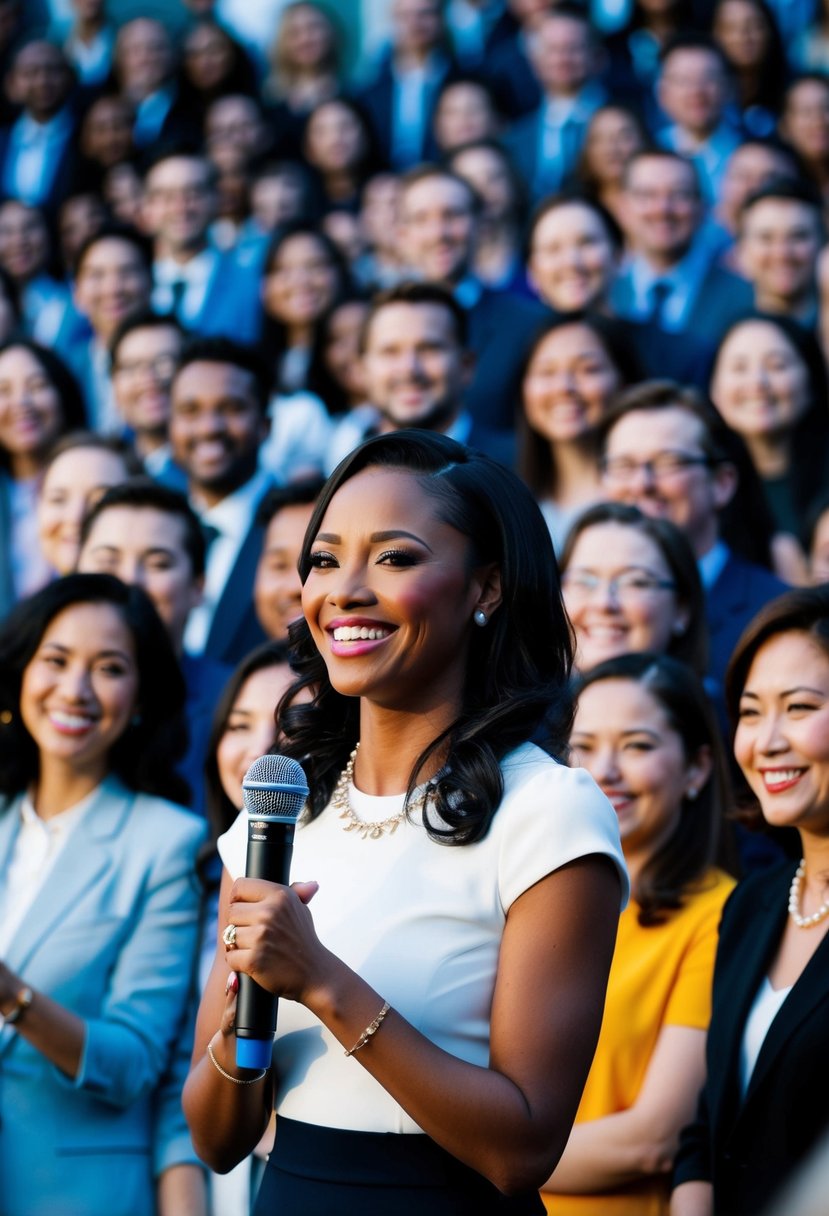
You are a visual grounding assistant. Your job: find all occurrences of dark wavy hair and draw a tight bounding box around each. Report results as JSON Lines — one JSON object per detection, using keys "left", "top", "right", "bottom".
{"left": 203, "top": 639, "right": 294, "bottom": 847}
{"left": 0, "top": 573, "right": 189, "bottom": 805}
{"left": 278, "top": 430, "right": 575, "bottom": 845}
{"left": 0, "top": 340, "right": 86, "bottom": 471}
{"left": 574, "top": 652, "right": 731, "bottom": 925}
{"left": 560, "top": 501, "right": 709, "bottom": 677}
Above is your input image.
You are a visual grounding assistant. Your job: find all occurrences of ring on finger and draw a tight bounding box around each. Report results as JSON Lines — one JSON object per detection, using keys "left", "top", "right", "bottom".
{"left": 222, "top": 923, "right": 238, "bottom": 950}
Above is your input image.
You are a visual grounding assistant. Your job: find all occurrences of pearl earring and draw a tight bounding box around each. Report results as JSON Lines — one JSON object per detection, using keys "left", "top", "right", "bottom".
{"left": 473, "top": 610, "right": 487, "bottom": 627}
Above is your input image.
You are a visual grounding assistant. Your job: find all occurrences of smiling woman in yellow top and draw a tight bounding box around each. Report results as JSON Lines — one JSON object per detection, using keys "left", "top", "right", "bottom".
{"left": 542, "top": 653, "right": 735, "bottom": 1216}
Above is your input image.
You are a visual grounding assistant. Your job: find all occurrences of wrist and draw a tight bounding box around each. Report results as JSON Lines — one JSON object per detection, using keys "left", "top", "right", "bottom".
{"left": 0, "top": 984, "right": 33, "bottom": 1028}
{"left": 301, "top": 950, "right": 353, "bottom": 1020}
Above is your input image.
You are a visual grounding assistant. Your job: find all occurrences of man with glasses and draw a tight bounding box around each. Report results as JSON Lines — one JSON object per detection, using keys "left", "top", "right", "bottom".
{"left": 109, "top": 308, "right": 187, "bottom": 491}
{"left": 596, "top": 380, "right": 787, "bottom": 683}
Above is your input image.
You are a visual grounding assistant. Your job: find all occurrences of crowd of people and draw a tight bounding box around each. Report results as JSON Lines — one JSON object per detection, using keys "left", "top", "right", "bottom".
{"left": 2, "top": 0, "right": 829, "bottom": 1214}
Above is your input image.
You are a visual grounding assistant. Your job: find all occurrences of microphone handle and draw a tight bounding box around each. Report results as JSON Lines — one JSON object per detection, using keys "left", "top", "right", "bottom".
{"left": 235, "top": 819, "right": 295, "bottom": 1065}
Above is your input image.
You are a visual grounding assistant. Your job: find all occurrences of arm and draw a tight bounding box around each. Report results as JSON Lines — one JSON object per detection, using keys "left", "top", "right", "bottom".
{"left": 156, "top": 1165, "right": 208, "bottom": 1216}
{"left": 0, "top": 962, "right": 85, "bottom": 1077}
{"left": 194, "top": 854, "right": 620, "bottom": 1194}
{"left": 542, "top": 1024, "right": 706, "bottom": 1192}
{"left": 670, "top": 1181, "right": 714, "bottom": 1216}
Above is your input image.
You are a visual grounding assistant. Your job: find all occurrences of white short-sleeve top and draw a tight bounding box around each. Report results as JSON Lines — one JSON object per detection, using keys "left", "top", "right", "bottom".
{"left": 218, "top": 741, "right": 628, "bottom": 1133}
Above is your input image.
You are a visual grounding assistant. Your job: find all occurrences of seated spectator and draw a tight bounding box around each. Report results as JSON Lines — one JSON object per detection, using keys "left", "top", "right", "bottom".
{"left": 432, "top": 77, "right": 503, "bottom": 154}
{"left": 142, "top": 147, "right": 264, "bottom": 345}
{"left": 576, "top": 103, "right": 648, "bottom": 227}
{"left": 253, "top": 479, "right": 323, "bottom": 642}
{"left": 709, "top": 139, "right": 800, "bottom": 265}
{"left": 609, "top": 150, "right": 754, "bottom": 345}
{"left": 710, "top": 313, "right": 829, "bottom": 584}
{"left": 736, "top": 179, "right": 825, "bottom": 328}
{"left": 559, "top": 502, "right": 708, "bottom": 677}
{"left": 109, "top": 309, "right": 187, "bottom": 491}
{"left": 113, "top": 18, "right": 198, "bottom": 150}
{"left": 396, "top": 164, "right": 545, "bottom": 430}
{"left": 0, "top": 37, "right": 80, "bottom": 217}
{"left": 596, "top": 381, "right": 788, "bottom": 687}
{"left": 204, "top": 94, "right": 271, "bottom": 177}
{"left": 326, "top": 281, "right": 516, "bottom": 471}
{"left": 301, "top": 96, "right": 381, "bottom": 211}
{"left": 656, "top": 34, "right": 742, "bottom": 205}
{"left": 356, "top": 0, "right": 457, "bottom": 170}
{"left": 77, "top": 478, "right": 230, "bottom": 817}
{"left": 0, "top": 573, "right": 206, "bottom": 1216}
{"left": 36, "top": 431, "right": 140, "bottom": 579}
{"left": 168, "top": 337, "right": 272, "bottom": 665}
{"left": 518, "top": 312, "right": 641, "bottom": 551}
{"left": 448, "top": 138, "right": 530, "bottom": 294}
{"left": 0, "top": 341, "right": 85, "bottom": 615}
{"left": 505, "top": 6, "right": 606, "bottom": 202}
{"left": 711, "top": 0, "right": 787, "bottom": 137}
{"left": 77, "top": 92, "right": 137, "bottom": 186}
{"left": 779, "top": 74, "right": 829, "bottom": 202}
{"left": 69, "top": 224, "right": 154, "bottom": 433}
{"left": 180, "top": 18, "right": 258, "bottom": 112}
{"left": 262, "top": 2, "right": 343, "bottom": 156}
{"left": 542, "top": 652, "right": 735, "bottom": 1215}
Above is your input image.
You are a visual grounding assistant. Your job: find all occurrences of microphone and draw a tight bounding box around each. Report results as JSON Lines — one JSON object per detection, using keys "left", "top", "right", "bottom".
{"left": 234, "top": 753, "right": 309, "bottom": 1070}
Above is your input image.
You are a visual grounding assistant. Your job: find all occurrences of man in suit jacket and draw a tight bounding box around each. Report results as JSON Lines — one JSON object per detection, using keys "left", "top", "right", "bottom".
{"left": 397, "top": 164, "right": 545, "bottom": 431}
{"left": 142, "top": 149, "right": 263, "bottom": 346}
{"left": 504, "top": 6, "right": 606, "bottom": 202}
{"left": 0, "top": 37, "right": 80, "bottom": 218}
{"left": 113, "top": 18, "right": 199, "bottom": 151}
{"left": 610, "top": 149, "right": 754, "bottom": 347}
{"left": 168, "top": 337, "right": 272, "bottom": 666}
{"left": 596, "top": 381, "right": 788, "bottom": 687}
{"left": 327, "top": 281, "right": 516, "bottom": 472}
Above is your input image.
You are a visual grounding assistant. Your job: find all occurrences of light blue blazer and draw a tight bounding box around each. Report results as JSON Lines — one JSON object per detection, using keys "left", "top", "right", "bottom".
{"left": 0, "top": 776, "right": 207, "bottom": 1216}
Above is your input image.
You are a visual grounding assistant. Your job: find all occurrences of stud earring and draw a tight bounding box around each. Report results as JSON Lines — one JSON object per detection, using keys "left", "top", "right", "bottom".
{"left": 473, "top": 609, "right": 487, "bottom": 627}
{"left": 687, "top": 788, "right": 698, "bottom": 801}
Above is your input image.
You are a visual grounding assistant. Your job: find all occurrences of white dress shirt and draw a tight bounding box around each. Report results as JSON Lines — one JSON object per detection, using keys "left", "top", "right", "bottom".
{"left": 152, "top": 249, "right": 216, "bottom": 328}
{"left": 2, "top": 108, "right": 72, "bottom": 207}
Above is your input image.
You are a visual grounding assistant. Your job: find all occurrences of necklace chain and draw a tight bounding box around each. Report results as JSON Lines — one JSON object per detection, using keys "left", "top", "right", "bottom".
{"left": 332, "top": 744, "right": 429, "bottom": 840}
{"left": 788, "top": 859, "right": 829, "bottom": 928}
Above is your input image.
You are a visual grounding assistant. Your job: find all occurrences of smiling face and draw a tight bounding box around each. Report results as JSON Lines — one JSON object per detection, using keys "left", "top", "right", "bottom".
{"left": 73, "top": 237, "right": 151, "bottom": 343}
{"left": 217, "top": 663, "right": 295, "bottom": 809}
{"left": 734, "top": 631, "right": 829, "bottom": 837}
{"left": 0, "top": 346, "right": 63, "bottom": 469}
{"left": 37, "top": 446, "right": 131, "bottom": 575}
{"left": 302, "top": 467, "right": 497, "bottom": 714}
{"left": 254, "top": 502, "right": 316, "bottom": 641}
{"left": 20, "top": 601, "right": 139, "bottom": 783}
{"left": 563, "top": 522, "right": 687, "bottom": 671}
{"left": 571, "top": 677, "right": 705, "bottom": 863}
{"left": 738, "top": 198, "right": 822, "bottom": 307}
{"left": 529, "top": 202, "right": 617, "bottom": 312}
{"left": 583, "top": 107, "right": 645, "bottom": 186}
{"left": 710, "top": 320, "right": 811, "bottom": 440}
{"left": 398, "top": 174, "right": 476, "bottom": 284}
{"left": 522, "top": 323, "right": 621, "bottom": 444}
{"left": 262, "top": 233, "right": 340, "bottom": 328}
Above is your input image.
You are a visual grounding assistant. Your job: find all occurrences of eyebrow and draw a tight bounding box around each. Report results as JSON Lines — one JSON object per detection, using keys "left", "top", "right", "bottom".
{"left": 89, "top": 544, "right": 178, "bottom": 559}
{"left": 741, "top": 686, "right": 826, "bottom": 699}
{"left": 40, "top": 642, "right": 133, "bottom": 662}
{"left": 314, "top": 530, "right": 433, "bottom": 551}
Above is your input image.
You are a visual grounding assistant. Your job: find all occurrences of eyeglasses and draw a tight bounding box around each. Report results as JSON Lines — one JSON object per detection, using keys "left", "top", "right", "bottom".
{"left": 113, "top": 354, "right": 178, "bottom": 380}
{"left": 562, "top": 570, "right": 677, "bottom": 600}
{"left": 601, "top": 452, "right": 712, "bottom": 485}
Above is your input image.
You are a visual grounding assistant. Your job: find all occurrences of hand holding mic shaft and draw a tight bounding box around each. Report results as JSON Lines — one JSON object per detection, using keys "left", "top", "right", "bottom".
{"left": 234, "top": 753, "right": 309, "bottom": 1070}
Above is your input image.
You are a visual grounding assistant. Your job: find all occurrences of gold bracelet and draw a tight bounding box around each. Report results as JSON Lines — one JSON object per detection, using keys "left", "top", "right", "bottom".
{"left": 344, "top": 1000, "right": 391, "bottom": 1057}
{"left": 207, "top": 1037, "right": 269, "bottom": 1085}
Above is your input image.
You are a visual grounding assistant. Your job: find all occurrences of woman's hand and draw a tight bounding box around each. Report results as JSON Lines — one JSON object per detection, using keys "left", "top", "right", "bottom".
{"left": 224, "top": 879, "right": 323, "bottom": 1004}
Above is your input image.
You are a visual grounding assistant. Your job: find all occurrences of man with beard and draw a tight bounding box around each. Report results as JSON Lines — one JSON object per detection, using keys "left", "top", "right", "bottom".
{"left": 169, "top": 336, "right": 272, "bottom": 664}
{"left": 326, "top": 281, "right": 515, "bottom": 471}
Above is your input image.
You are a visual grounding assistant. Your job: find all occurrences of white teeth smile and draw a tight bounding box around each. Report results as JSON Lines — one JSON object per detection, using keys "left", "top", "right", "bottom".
{"left": 49, "top": 712, "right": 94, "bottom": 729}
{"left": 332, "top": 626, "right": 391, "bottom": 642}
{"left": 763, "top": 769, "right": 805, "bottom": 787}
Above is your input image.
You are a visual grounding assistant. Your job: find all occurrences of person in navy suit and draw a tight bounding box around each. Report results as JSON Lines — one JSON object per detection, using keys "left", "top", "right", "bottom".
{"left": 0, "top": 572, "right": 207, "bottom": 1216}
{"left": 168, "top": 337, "right": 272, "bottom": 666}
{"left": 672, "top": 587, "right": 829, "bottom": 1216}
{"left": 504, "top": 7, "right": 606, "bottom": 203}
{"left": 610, "top": 150, "right": 754, "bottom": 346}
{"left": 142, "top": 148, "right": 263, "bottom": 346}
{"left": 77, "top": 479, "right": 232, "bottom": 818}
{"left": 327, "top": 280, "right": 516, "bottom": 470}
{"left": 0, "top": 37, "right": 80, "bottom": 219}
{"left": 397, "top": 164, "right": 545, "bottom": 431}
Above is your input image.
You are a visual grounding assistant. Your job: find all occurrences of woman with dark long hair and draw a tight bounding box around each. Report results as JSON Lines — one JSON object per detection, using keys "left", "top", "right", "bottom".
{"left": 184, "top": 431, "right": 627, "bottom": 1214}
{"left": 0, "top": 573, "right": 206, "bottom": 1216}
{"left": 543, "top": 653, "right": 735, "bottom": 1215}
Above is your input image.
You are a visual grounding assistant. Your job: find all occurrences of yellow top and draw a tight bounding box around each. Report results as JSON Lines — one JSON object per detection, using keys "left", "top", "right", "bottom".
{"left": 542, "top": 868, "right": 735, "bottom": 1216}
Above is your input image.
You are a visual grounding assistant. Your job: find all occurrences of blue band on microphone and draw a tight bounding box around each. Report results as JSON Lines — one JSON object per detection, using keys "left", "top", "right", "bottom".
{"left": 236, "top": 1036, "right": 273, "bottom": 1071}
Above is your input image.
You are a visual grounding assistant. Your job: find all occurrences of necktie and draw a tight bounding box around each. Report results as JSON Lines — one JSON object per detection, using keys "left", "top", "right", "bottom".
{"left": 200, "top": 522, "right": 220, "bottom": 556}
{"left": 170, "top": 278, "right": 187, "bottom": 323}
{"left": 646, "top": 280, "right": 672, "bottom": 329}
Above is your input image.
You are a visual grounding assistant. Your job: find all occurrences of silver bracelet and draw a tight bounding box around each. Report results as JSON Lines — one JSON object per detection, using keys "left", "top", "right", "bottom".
{"left": 207, "top": 1037, "right": 269, "bottom": 1085}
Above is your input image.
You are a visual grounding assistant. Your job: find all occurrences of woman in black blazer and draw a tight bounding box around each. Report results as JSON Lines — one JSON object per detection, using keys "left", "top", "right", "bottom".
{"left": 672, "top": 586, "right": 829, "bottom": 1216}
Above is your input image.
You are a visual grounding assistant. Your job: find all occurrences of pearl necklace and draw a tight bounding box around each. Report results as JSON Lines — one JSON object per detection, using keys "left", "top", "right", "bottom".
{"left": 332, "top": 744, "right": 430, "bottom": 840}
{"left": 788, "top": 860, "right": 829, "bottom": 928}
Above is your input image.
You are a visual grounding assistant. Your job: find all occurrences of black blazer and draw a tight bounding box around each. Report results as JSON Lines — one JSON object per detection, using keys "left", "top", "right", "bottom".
{"left": 673, "top": 862, "right": 829, "bottom": 1214}
{"left": 203, "top": 515, "right": 267, "bottom": 666}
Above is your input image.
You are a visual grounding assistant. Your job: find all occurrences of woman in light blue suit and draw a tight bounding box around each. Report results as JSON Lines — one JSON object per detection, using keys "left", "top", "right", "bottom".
{"left": 0, "top": 573, "right": 208, "bottom": 1216}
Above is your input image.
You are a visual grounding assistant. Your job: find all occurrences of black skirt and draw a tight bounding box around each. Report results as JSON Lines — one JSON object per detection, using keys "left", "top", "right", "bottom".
{"left": 254, "top": 1117, "right": 546, "bottom": 1216}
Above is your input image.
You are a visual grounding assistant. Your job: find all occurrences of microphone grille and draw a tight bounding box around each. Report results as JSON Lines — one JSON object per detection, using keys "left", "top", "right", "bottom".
{"left": 242, "top": 754, "right": 309, "bottom": 821}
